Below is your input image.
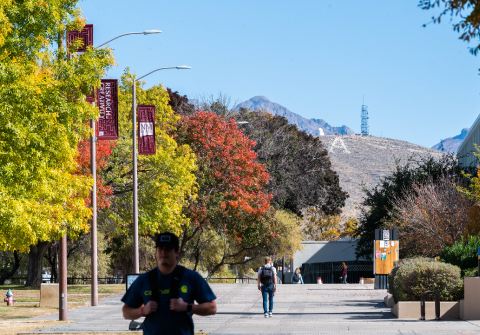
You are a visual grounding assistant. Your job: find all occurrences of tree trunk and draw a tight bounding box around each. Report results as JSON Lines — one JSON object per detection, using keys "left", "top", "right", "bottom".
{"left": 0, "top": 251, "right": 20, "bottom": 285}
{"left": 25, "top": 241, "right": 52, "bottom": 287}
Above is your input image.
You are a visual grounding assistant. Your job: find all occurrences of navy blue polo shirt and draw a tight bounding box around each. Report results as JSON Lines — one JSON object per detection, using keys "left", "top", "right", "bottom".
{"left": 122, "top": 266, "right": 216, "bottom": 335}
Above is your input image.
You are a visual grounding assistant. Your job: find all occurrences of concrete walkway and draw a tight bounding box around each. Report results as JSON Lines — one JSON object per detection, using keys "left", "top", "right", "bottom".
{"left": 20, "top": 284, "right": 480, "bottom": 334}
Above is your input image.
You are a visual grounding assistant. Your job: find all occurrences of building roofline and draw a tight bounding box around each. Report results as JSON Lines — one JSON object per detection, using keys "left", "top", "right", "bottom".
{"left": 458, "top": 112, "right": 480, "bottom": 154}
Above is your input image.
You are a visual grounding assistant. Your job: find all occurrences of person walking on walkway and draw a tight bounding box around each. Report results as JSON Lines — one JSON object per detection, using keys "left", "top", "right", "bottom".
{"left": 291, "top": 268, "right": 304, "bottom": 284}
{"left": 257, "top": 256, "right": 277, "bottom": 318}
{"left": 121, "top": 232, "right": 217, "bottom": 335}
{"left": 340, "top": 262, "right": 348, "bottom": 284}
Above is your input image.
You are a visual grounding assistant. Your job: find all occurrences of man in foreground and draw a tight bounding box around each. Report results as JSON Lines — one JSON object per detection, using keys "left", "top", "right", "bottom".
{"left": 257, "top": 256, "right": 277, "bottom": 317}
{"left": 122, "top": 232, "right": 217, "bottom": 335}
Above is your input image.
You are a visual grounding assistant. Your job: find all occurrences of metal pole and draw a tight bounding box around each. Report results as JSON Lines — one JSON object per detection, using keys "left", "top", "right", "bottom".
{"left": 132, "top": 80, "right": 139, "bottom": 273}
{"left": 59, "top": 234, "right": 67, "bottom": 320}
{"left": 90, "top": 115, "right": 98, "bottom": 306}
{"left": 282, "top": 256, "right": 285, "bottom": 284}
{"left": 57, "top": 31, "right": 68, "bottom": 322}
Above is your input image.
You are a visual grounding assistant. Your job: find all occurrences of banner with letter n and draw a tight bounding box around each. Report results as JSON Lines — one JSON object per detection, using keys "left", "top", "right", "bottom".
{"left": 96, "top": 79, "right": 119, "bottom": 140}
{"left": 67, "top": 24, "right": 94, "bottom": 102}
{"left": 137, "top": 105, "right": 156, "bottom": 155}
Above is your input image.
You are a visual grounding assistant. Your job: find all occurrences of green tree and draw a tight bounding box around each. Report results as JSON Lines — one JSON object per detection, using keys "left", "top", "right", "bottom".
{"left": 99, "top": 69, "right": 197, "bottom": 274}
{"left": 440, "top": 235, "right": 480, "bottom": 276}
{"left": 0, "top": 1, "right": 114, "bottom": 258}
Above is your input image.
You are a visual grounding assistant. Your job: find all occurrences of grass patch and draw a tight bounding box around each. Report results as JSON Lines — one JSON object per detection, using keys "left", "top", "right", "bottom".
{"left": 0, "top": 319, "right": 65, "bottom": 335}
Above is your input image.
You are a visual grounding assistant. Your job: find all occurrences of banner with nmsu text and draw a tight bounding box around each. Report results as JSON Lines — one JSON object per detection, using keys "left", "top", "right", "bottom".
{"left": 96, "top": 79, "right": 119, "bottom": 140}
{"left": 137, "top": 105, "right": 156, "bottom": 155}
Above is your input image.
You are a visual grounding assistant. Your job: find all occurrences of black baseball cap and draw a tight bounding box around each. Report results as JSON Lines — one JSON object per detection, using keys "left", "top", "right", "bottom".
{"left": 156, "top": 232, "right": 179, "bottom": 251}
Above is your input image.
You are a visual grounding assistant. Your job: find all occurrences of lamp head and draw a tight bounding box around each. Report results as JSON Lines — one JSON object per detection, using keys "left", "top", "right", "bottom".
{"left": 144, "top": 30, "right": 162, "bottom": 35}
{"left": 176, "top": 66, "right": 191, "bottom": 69}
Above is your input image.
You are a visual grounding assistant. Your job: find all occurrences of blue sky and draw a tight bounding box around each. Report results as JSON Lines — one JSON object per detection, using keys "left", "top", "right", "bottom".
{"left": 80, "top": 0, "right": 480, "bottom": 148}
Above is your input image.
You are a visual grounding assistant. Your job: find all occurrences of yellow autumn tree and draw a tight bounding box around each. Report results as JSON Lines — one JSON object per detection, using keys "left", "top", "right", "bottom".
{"left": 99, "top": 68, "right": 197, "bottom": 243}
{"left": 303, "top": 207, "right": 359, "bottom": 241}
{"left": 0, "top": 1, "right": 114, "bottom": 253}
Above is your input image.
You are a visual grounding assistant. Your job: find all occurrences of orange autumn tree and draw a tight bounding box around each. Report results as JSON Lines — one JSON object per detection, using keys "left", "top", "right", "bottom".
{"left": 76, "top": 139, "right": 117, "bottom": 208}
{"left": 174, "top": 111, "right": 274, "bottom": 276}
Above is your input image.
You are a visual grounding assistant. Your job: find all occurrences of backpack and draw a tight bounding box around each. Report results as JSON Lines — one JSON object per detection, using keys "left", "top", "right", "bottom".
{"left": 293, "top": 274, "right": 300, "bottom": 283}
{"left": 260, "top": 266, "right": 274, "bottom": 286}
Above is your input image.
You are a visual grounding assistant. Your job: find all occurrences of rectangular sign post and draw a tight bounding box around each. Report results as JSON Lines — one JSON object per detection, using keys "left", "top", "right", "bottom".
{"left": 96, "top": 79, "right": 119, "bottom": 140}
{"left": 137, "top": 105, "right": 156, "bottom": 155}
{"left": 478, "top": 247, "right": 480, "bottom": 277}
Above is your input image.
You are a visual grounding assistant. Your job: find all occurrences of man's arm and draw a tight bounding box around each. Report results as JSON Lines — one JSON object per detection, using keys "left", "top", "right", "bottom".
{"left": 122, "top": 301, "right": 158, "bottom": 320}
{"left": 273, "top": 273, "right": 277, "bottom": 290}
{"left": 257, "top": 272, "right": 261, "bottom": 290}
{"left": 170, "top": 298, "right": 216, "bottom": 316}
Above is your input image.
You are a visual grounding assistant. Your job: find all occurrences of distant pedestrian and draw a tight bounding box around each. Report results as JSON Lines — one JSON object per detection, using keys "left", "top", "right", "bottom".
{"left": 340, "top": 262, "right": 348, "bottom": 284}
{"left": 291, "top": 268, "right": 304, "bottom": 284}
{"left": 257, "top": 256, "right": 277, "bottom": 318}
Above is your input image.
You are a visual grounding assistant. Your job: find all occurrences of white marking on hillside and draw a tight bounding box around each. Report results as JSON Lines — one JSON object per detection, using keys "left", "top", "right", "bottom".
{"left": 329, "top": 137, "right": 350, "bottom": 154}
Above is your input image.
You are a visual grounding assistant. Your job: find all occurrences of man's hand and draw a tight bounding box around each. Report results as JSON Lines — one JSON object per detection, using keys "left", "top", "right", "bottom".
{"left": 143, "top": 301, "right": 158, "bottom": 315}
{"left": 258, "top": 285, "right": 261, "bottom": 291}
{"left": 170, "top": 297, "right": 187, "bottom": 312}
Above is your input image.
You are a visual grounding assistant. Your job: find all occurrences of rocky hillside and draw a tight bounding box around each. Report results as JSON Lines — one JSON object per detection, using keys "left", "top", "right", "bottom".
{"left": 319, "top": 135, "right": 447, "bottom": 218}
{"left": 431, "top": 128, "right": 469, "bottom": 154}
{"left": 237, "top": 96, "right": 355, "bottom": 136}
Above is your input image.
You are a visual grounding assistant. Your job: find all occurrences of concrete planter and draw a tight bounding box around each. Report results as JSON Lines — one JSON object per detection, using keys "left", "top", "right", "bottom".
{"left": 384, "top": 293, "right": 395, "bottom": 308}
{"left": 391, "top": 301, "right": 460, "bottom": 319}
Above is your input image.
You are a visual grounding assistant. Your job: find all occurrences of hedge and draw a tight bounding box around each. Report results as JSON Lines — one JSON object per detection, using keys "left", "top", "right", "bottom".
{"left": 389, "top": 258, "right": 463, "bottom": 302}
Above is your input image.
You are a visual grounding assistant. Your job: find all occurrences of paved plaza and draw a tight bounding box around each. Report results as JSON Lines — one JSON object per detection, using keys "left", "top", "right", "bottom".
{"left": 19, "top": 283, "right": 480, "bottom": 334}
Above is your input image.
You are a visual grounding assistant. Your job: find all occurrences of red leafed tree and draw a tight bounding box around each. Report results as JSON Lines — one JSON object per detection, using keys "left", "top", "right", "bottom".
{"left": 174, "top": 111, "right": 272, "bottom": 263}
{"left": 76, "top": 139, "right": 116, "bottom": 209}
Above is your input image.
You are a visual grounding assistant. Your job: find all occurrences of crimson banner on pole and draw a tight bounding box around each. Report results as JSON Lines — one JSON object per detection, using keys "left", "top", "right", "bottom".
{"left": 67, "top": 24, "right": 94, "bottom": 102}
{"left": 137, "top": 105, "right": 156, "bottom": 155}
{"left": 96, "top": 79, "right": 119, "bottom": 140}
{"left": 67, "top": 24, "right": 93, "bottom": 53}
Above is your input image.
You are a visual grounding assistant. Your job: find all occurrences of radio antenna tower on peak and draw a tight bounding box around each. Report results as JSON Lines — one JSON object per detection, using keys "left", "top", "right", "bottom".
{"left": 361, "top": 98, "right": 369, "bottom": 136}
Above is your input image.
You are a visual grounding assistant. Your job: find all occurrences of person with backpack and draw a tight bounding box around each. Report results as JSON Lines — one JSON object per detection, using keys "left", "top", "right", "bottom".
{"left": 291, "top": 268, "right": 304, "bottom": 284}
{"left": 121, "top": 232, "right": 217, "bottom": 335}
{"left": 257, "top": 256, "right": 277, "bottom": 318}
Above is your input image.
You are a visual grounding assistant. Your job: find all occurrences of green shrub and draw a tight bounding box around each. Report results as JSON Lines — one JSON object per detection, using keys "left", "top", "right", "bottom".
{"left": 463, "top": 267, "right": 478, "bottom": 278}
{"left": 392, "top": 260, "right": 463, "bottom": 302}
{"left": 388, "top": 257, "right": 434, "bottom": 296}
{"left": 440, "top": 236, "right": 480, "bottom": 277}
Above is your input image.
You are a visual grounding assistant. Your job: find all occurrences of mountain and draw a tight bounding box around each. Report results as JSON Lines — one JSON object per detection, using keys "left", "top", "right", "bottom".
{"left": 431, "top": 128, "right": 469, "bottom": 154}
{"left": 319, "top": 135, "right": 447, "bottom": 218}
{"left": 236, "top": 96, "right": 355, "bottom": 136}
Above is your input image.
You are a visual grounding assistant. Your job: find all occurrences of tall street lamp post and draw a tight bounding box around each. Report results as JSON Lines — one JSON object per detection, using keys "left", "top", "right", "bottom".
{"left": 78, "top": 29, "right": 162, "bottom": 310}
{"left": 132, "top": 66, "right": 191, "bottom": 273}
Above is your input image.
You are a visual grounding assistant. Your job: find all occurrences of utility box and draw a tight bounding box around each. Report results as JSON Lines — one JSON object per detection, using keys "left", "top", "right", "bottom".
{"left": 40, "top": 283, "right": 59, "bottom": 307}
